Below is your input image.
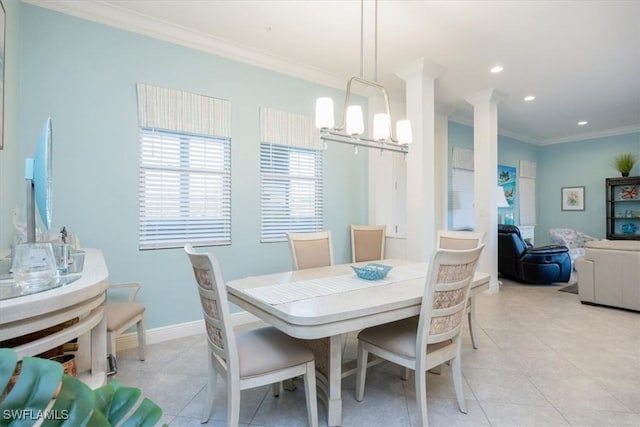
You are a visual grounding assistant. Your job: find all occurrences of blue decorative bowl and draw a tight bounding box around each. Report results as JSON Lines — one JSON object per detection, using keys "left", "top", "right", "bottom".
{"left": 352, "top": 263, "right": 392, "bottom": 281}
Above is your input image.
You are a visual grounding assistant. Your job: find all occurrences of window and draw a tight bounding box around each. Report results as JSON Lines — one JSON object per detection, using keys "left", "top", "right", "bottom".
{"left": 260, "top": 144, "right": 323, "bottom": 242}
{"left": 136, "top": 83, "right": 232, "bottom": 249}
{"left": 258, "top": 107, "right": 323, "bottom": 243}
{"left": 451, "top": 147, "right": 475, "bottom": 230}
{"left": 138, "top": 129, "right": 231, "bottom": 249}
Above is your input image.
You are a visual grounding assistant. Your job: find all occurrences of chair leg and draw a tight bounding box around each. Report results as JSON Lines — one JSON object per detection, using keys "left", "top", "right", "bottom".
{"left": 201, "top": 354, "right": 217, "bottom": 424}
{"left": 304, "top": 361, "right": 319, "bottom": 427}
{"left": 451, "top": 355, "right": 467, "bottom": 414}
{"left": 401, "top": 367, "right": 410, "bottom": 380}
{"left": 227, "top": 379, "right": 241, "bottom": 427}
{"left": 272, "top": 382, "right": 281, "bottom": 397}
{"left": 136, "top": 318, "right": 146, "bottom": 361}
{"left": 415, "top": 367, "right": 429, "bottom": 427}
{"left": 109, "top": 333, "right": 117, "bottom": 358}
{"left": 354, "top": 341, "right": 368, "bottom": 402}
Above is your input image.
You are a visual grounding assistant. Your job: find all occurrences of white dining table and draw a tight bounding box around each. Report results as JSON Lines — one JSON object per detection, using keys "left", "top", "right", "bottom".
{"left": 227, "top": 258, "right": 490, "bottom": 426}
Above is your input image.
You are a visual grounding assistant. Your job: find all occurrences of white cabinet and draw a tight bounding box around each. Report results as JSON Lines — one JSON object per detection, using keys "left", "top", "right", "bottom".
{"left": 518, "top": 225, "right": 535, "bottom": 245}
{"left": 0, "top": 249, "right": 109, "bottom": 388}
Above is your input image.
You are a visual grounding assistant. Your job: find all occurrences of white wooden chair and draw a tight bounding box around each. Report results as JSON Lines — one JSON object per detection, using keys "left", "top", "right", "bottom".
{"left": 355, "top": 245, "right": 485, "bottom": 426}
{"left": 438, "top": 230, "right": 486, "bottom": 349}
{"left": 351, "top": 224, "right": 386, "bottom": 263}
{"left": 184, "top": 244, "right": 318, "bottom": 426}
{"left": 286, "top": 231, "right": 333, "bottom": 270}
{"left": 105, "top": 282, "right": 146, "bottom": 361}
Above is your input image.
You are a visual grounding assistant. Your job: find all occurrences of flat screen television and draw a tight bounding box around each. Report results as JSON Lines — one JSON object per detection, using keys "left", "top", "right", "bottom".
{"left": 25, "top": 118, "right": 52, "bottom": 242}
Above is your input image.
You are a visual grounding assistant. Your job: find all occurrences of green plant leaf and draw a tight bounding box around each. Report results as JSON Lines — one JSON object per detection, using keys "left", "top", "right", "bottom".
{"left": 0, "top": 357, "right": 62, "bottom": 427}
{"left": 0, "top": 349, "right": 164, "bottom": 426}
{"left": 0, "top": 348, "right": 18, "bottom": 396}
{"left": 104, "top": 383, "right": 141, "bottom": 425}
{"left": 41, "top": 375, "right": 97, "bottom": 427}
{"left": 120, "top": 398, "right": 163, "bottom": 427}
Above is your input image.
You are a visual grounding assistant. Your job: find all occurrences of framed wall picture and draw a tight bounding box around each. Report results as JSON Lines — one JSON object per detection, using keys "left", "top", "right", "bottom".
{"left": 561, "top": 186, "right": 585, "bottom": 211}
{"left": 0, "top": 0, "right": 5, "bottom": 150}
{"left": 498, "top": 164, "right": 516, "bottom": 207}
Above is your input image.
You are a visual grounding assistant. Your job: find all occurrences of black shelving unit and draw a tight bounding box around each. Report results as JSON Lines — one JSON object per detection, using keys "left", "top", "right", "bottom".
{"left": 606, "top": 176, "right": 640, "bottom": 240}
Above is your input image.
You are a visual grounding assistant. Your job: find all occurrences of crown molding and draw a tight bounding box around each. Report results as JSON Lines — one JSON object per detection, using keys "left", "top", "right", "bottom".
{"left": 448, "top": 113, "right": 542, "bottom": 146}
{"left": 23, "top": 0, "right": 353, "bottom": 94}
{"left": 540, "top": 125, "right": 640, "bottom": 145}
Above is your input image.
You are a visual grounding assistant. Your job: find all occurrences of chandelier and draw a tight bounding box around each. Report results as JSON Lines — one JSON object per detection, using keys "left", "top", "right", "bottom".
{"left": 315, "top": 0, "right": 412, "bottom": 154}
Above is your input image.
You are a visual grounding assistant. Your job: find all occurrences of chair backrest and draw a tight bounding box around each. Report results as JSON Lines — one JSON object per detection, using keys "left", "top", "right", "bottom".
{"left": 351, "top": 225, "right": 386, "bottom": 263}
{"left": 497, "top": 225, "right": 528, "bottom": 278}
{"left": 286, "top": 231, "right": 334, "bottom": 270}
{"left": 438, "top": 230, "right": 485, "bottom": 250}
{"left": 417, "top": 245, "right": 485, "bottom": 352}
{"left": 184, "top": 244, "right": 238, "bottom": 377}
{"left": 498, "top": 224, "right": 528, "bottom": 253}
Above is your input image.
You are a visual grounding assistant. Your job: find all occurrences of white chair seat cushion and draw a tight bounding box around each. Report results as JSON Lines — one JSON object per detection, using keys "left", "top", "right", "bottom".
{"left": 237, "top": 327, "right": 314, "bottom": 378}
{"left": 358, "top": 317, "right": 452, "bottom": 359}
{"left": 105, "top": 302, "right": 145, "bottom": 331}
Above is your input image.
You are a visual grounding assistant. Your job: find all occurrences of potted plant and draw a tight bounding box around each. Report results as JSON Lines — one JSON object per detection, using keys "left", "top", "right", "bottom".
{"left": 613, "top": 153, "right": 637, "bottom": 177}
{"left": 0, "top": 348, "right": 165, "bottom": 426}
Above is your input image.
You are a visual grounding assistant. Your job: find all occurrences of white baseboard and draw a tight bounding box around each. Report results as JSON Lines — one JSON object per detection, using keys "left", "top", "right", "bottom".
{"left": 115, "top": 311, "right": 266, "bottom": 351}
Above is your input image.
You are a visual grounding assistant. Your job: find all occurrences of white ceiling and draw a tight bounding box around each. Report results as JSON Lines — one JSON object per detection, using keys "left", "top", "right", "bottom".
{"left": 27, "top": 0, "right": 640, "bottom": 145}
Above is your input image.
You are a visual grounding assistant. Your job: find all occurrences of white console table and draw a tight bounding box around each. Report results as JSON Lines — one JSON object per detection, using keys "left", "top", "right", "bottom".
{"left": 518, "top": 225, "right": 536, "bottom": 245}
{"left": 0, "top": 248, "right": 109, "bottom": 388}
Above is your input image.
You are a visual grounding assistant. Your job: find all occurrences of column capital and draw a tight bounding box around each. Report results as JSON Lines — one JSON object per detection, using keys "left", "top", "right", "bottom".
{"left": 465, "top": 89, "right": 507, "bottom": 106}
{"left": 396, "top": 57, "right": 444, "bottom": 82}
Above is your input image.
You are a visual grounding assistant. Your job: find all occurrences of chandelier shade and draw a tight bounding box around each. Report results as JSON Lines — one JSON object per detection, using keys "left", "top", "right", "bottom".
{"left": 314, "top": 0, "right": 411, "bottom": 154}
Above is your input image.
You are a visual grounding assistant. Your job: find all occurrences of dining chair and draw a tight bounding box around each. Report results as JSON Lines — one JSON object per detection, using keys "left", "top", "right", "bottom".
{"left": 286, "top": 231, "right": 333, "bottom": 270}
{"left": 184, "top": 244, "right": 318, "bottom": 426}
{"left": 351, "top": 224, "right": 386, "bottom": 263}
{"left": 437, "top": 230, "right": 485, "bottom": 250}
{"left": 105, "top": 282, "right": 146, "bottom": 361}
{"left": 354, "top": 245, "right": 485, "bottom": 426}
{"left": 438, "top": 230, "right": 486, "bottom": 350}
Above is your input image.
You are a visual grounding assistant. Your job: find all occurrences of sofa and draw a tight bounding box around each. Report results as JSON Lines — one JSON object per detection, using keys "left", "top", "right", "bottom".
{"left": 575, "top": 240, "right": 640, "bottom": 311}
{"left": 498, "top": 224, "right": 572, "bottom": 284}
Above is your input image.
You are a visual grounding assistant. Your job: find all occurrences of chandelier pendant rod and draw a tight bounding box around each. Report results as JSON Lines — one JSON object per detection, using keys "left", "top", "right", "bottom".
{"left": 374, "top": 0, "right": 378, "bottom": 83}
{"left": 360, "top": 0, "right": 364, "bottom": 80}
{"left": 337, "top": 77, "right": 395, "bottom": 142}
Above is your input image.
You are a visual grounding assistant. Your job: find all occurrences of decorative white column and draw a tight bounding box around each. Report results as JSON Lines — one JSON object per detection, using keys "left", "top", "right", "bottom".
{"left": 466, "top": 89, "right": 506, "bottom": 293}
{"left": 396, "top": 58, "right": 444, "bottom": 262}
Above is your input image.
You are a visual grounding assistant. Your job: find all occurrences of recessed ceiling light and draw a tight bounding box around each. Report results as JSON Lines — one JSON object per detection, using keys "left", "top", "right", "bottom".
{"left": 490, "top": 65, "right": 504, "bottom": 73}
{"left": 578, "top": 121, "right": 588, "bottom": 126}
{"left": 524, "top": 95, "right": 535, "bottom": 102}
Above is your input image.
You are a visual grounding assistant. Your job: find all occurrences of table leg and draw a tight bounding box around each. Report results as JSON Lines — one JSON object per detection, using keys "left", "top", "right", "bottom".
{"left": 327, "top": 334, "right": 343, "bottom": 426}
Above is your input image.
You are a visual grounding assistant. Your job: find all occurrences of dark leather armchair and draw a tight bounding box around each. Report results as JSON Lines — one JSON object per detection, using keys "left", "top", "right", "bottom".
{"left": 498, "top": 225, "right": 571, "bottom": 284}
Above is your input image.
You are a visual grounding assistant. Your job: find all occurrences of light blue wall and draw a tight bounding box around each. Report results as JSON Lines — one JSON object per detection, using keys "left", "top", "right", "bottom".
{"left": 448, "top": 121, "right": 640, "bottom": 245}
{"left": 0, "top": 0, "right": 22, "bottom": 248}
{"left": 537, "top": 132, "right": 640, "bottom": 243}
{"left": 17, "top": 5, "right": 368, "bottom": 329}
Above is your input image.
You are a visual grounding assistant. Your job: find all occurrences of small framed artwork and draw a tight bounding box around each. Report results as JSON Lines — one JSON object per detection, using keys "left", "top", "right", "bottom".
{"left": 561, "top": 186, "right": 585, "bottom": 211}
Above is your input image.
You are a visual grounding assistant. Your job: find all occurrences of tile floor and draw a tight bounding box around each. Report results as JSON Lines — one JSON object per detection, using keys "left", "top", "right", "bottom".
{"left": 115, "top": 279, "right": 640, "bottom": 426}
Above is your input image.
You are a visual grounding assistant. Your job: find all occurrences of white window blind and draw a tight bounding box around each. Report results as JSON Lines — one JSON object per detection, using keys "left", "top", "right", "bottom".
{"left": 519, "top": 160, "right": 537, "bottom": 226}
{"left": 258, "top": 107, "right": 322, "bottom": 243}
{"left": 451, "top": 147, "right": 475, "bottom": 230}
{"left": 136, "top": 84, "right": 231, "bottom": 249}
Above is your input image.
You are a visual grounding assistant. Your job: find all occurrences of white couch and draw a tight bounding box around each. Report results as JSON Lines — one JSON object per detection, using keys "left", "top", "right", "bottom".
{"left": 575, "top": 240, "right": 640, "bottom": 311}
